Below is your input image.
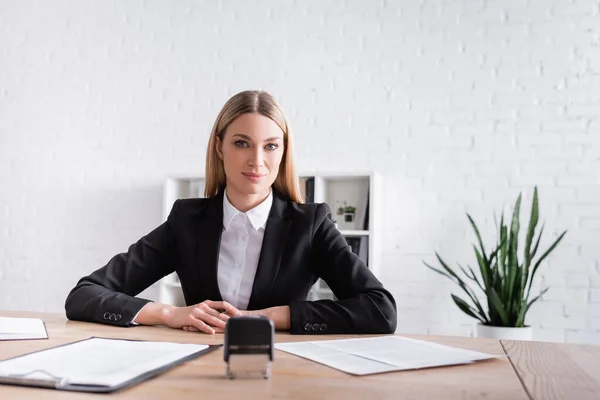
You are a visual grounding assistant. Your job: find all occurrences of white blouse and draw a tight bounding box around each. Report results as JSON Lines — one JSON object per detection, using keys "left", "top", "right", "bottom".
{"left": 217, "top": 188, "right": 272, "bottom": 310}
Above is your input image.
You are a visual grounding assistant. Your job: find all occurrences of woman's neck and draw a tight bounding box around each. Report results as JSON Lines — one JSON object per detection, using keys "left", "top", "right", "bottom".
{"left": 225, "top": 187, "right": 271, "bottom": 213}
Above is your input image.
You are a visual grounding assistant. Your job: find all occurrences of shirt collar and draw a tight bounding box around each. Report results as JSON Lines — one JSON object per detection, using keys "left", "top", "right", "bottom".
{"left": 223, "top": 188, "right": 273, "bottom": 231}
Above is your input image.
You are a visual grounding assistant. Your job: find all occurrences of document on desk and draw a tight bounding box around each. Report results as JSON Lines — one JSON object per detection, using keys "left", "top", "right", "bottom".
{"left": 0, "top": 317, "right": 48, "bottom": 341}
{"left": 0, "top": 337, "right": 217, "bottom": 392}
{"left": 275, "top": 336, "right": 502, "bottom": 375}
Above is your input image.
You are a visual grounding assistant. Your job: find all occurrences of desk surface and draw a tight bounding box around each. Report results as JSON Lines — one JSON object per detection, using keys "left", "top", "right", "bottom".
{"left": 1, "top": 310, "right": 599, "bottom": 399}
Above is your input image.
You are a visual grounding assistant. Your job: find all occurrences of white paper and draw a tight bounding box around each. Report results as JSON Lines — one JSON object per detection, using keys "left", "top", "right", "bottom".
{"left": 275, "top": 336, "right": 502, "bottom": 375}
{"left": 0, "top": 317, "right": 48, "bottom": 340}
{"left": 0, "top": 337, "right": 208, "bottom": 387}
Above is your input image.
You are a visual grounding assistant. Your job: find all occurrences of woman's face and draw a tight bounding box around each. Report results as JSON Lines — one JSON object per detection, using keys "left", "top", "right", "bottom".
{"left": 217, "top": 113, "right": 285, "bottom": 199}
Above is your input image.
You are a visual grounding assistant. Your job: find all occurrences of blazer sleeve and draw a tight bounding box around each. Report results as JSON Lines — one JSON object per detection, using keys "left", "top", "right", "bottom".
{"left": 64, "top": 200, "right": 181, "bottom": 327}
{"left": 288, "top": 203, "right": 397, "bottom": 334}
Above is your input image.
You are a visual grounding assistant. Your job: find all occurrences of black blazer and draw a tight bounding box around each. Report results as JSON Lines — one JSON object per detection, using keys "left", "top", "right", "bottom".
{"left": 65, "top": 189, "right": 397, "bottom": 334}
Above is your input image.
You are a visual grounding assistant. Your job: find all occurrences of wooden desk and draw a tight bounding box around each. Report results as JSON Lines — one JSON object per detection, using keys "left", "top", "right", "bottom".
{"left": 1, "top": 311, "right": 599, "bottom": 399}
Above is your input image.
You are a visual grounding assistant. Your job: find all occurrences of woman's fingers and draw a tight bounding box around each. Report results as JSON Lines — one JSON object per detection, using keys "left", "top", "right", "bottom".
{"left": 192, "top": 306, "right": 227, "bottom": 329}
{"left": 186, "top": 317, "right": 216, "bottom": 335}
{"left": 184, "top": 325, "right": 224, "bottom": 334}
{"left": 205, "top": 300, "right": 242, "bottom": 317}
{"left": 183, "top": 326, "right": 198, "bottom": 332}
{"left": 175, "top": 300, "right": 241, "bottom": 335}
{"left": 198, "top": 303, "right": 231, "bottom": 323}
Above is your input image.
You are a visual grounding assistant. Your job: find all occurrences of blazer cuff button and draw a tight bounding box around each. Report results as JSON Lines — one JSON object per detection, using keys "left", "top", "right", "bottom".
{"left": 304, "top": 323, "right": 312, "bottom": 332}
{"left": 103, "top": 312, "right": 110, "bottom": 320}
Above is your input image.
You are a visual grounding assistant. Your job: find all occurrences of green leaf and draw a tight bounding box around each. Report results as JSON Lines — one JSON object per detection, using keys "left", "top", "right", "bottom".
{"left": 531, "top": 230, "right": 567, "bottom": 277}
{"left": 522, "top": 187, "right": 539, "bottom": 294}
{"left": 510, "top": 193, "right": 522, "bottom": 256}
{"left": 526, "top": 231, "right": 567, "bottom": 299}
{"left": 506, "top": 238, "right": 519, "bottom": 303}
{"left": 424, "top": 260, "right": 486, "bottom": 321}
{"left": 530, "top": 223, "right": 545, "bottom": 261}
{"left": 488, "top": 239, "right": 504, "bottom": 289}
{"left": 423, "top": 262, "right": 455, "bottom": 282}
{"left": 506, "top": 194, "right": 521, "bottom": 304}
{"left": 489, "top": 288, "right": 510, "bottom": 326}
{"left": 527, "top": 287, "right": 549, "bottom": 309}
{"left": 517, "top": 288, "right": 549, "bottom": 326}
{"left": 425, "top": 254, "right": 491, "bottom": 324}
{"left": 474, "top": 245, "right": 491, "bottom": 291}
{"left": 456, "top": 263, "right": 489, "bottom": 321}
{"left": 468, "top": 214, "right": 487, "bottom": 262}
{"left": 469, "top": 215, "right": 492, "bottom": 290}
{"left": 489, "top": 239, "right": 504, "bottom": 262}
{"left": 435, "top": 253, "right": 465, "bottom": 284}
{"left": 498, "top": 212, "right": 508, "bottom": 304}
{"left": 451, "top": 294, "right": 486, "bottom": 323}
{"left": 500, "top": 215, "right": 508, "bottom": 278}
{"left": 459, "top": 263, "right": 485, "bottom": 293}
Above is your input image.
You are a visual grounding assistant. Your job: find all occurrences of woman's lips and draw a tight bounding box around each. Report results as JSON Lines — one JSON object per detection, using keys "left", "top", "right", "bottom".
{"left": 243, "top": 172, "right": 266, "bottom": 182}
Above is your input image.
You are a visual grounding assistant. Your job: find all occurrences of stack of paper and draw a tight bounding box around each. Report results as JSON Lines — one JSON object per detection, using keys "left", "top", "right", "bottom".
{"left": 0, "top": 317, "right": 48, "bottom": 341}
{"left": 275, "top": 336, "right": 502, "bottom": 375}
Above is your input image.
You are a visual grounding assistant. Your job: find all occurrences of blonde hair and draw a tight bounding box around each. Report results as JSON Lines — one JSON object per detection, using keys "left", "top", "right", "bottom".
{"left": 204, "top": 90, "right": 303, "bottom": 203}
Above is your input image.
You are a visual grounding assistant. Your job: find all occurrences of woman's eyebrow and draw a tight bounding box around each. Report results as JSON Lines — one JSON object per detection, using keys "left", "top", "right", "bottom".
{"left": 231, "top": 133, "right": 282, "bottom": 142}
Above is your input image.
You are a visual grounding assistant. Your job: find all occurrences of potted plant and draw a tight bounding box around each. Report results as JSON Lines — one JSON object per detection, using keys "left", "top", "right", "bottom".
{"left": 344, "top": 206, "right": 356, "bottom": 222}
{"left": 336, "top": 200, "right": 345, "bottom": 216}
{"left": 423, "top": 187, "right": 567, "bottom": 340}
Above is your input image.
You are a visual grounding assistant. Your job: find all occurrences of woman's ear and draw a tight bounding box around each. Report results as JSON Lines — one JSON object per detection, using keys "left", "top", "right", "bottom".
{"left": 215, "top": 136, "right": 224, "bottom": 160}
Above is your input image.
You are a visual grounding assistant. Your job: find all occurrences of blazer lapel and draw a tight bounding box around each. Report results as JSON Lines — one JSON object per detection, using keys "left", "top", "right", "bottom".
{"left": 197, "top": 190, "right": 224, "bottom": 302}
{"left": 247, "top": 192, "right": 291, "bottom": 310}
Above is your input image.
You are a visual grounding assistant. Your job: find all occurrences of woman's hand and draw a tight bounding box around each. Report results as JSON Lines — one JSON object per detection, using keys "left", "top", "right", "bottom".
{"left": 241, "top": 306, "right": 290, "bottom": 330}
{"left": 166, "top": 300, "right": 242, "bottom": 334}
{"left": 182, "top": 306, "right": 291, "bottom": 333}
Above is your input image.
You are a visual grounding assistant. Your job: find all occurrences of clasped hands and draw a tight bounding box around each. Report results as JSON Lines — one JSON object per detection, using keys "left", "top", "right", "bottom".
{"left": 166, "top": 300, "right": 239, "bottom": 334}
{"left": 164, "top": 300, "right": 290, "bottom": 334}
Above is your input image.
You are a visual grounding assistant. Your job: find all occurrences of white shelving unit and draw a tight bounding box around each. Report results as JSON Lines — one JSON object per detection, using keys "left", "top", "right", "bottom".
{"left": 157, "top": 171, "right": 382, "bottom": 306}
{"left": 158, "top": 176, "right": 206, "bottom": 307}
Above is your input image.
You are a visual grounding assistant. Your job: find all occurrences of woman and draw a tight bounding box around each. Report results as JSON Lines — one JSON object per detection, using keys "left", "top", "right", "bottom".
{"left": 65, "top": 90, "right": 397, "bottom": 335}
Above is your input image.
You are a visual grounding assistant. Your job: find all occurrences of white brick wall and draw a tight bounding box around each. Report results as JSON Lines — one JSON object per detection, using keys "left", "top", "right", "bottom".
{"left": 0, "top": 0, "right": 599, "bottom": 344}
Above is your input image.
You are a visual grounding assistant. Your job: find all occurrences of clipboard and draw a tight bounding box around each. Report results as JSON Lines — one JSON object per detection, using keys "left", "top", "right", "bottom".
{"left": 0, "top": 336, "right": 220, "bottom": 393}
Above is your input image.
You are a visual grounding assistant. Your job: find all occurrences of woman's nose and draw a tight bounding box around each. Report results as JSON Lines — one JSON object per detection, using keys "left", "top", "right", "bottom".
{"left": 248, "top": 148, "right": 264, "bottom": 167}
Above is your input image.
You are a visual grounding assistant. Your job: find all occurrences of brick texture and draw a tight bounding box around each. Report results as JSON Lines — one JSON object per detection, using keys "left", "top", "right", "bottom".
{"left": 0, "top": 0, "right": 599, "bottom": 344}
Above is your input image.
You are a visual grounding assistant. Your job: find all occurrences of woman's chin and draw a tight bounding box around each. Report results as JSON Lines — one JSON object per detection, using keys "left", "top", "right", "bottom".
{"left": 233, "top": 182, "right": 270, "bottom": 196}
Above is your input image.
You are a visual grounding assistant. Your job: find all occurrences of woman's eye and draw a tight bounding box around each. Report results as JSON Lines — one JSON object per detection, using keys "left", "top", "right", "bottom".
{"left": 265, "top": 143, "right": 278, "bottom": 151}
{"left": 234, "top": 141, "right": 249, "bottom": 148}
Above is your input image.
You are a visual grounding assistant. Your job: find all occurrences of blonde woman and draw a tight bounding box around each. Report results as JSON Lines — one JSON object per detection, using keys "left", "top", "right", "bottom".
{"left": 65, "top": 91, "right": 397, "bottom": 335}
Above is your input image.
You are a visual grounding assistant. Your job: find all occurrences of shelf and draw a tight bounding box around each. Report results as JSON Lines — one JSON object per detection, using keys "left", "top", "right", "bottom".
{"left": 339, "top": 230, "right": 370, "bottom": 236}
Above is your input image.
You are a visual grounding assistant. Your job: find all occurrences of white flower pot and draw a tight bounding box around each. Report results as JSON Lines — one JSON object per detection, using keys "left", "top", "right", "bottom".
{"left": 476, "top": 324, "right": 533, "bottom": 341}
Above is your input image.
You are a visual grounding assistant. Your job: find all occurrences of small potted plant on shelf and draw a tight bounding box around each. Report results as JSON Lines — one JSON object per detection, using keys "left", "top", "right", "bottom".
{"left": 423, "top": 187, "right": 567, "bottom": 340}
{"left": 335, "top": 200, "right": 346, "bottom": 216}
{"left": 344, "top": 205, "right": 356, "bottom": 222}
